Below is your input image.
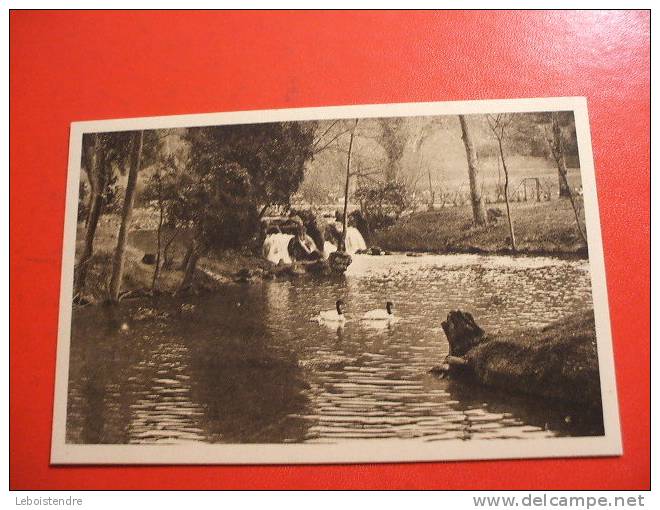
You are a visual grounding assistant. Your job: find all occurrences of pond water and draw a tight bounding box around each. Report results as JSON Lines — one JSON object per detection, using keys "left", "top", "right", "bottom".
{"left": 66, "top": 253, "right": 602, "bottom": 445}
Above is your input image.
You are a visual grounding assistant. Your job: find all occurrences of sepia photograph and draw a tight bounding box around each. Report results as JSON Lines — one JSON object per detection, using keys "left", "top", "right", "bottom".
{"left": 50, "top": 97, "right": 621, "bottom": 464}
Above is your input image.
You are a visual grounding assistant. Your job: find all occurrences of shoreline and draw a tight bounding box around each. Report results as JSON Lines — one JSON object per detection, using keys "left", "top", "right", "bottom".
{"left": 75, "top": 245, "right": 587, "bottom": 307}
{"left": 371, "top": 245, "right": 588, "bottom": 260}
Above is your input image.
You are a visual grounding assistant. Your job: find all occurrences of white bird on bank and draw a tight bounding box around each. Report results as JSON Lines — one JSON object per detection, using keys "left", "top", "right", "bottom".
{"left": 362, "top": 301, "right": 395, "bottom": 320}
{"left": 313, "top": 300, "right": 347, "bottom": 323}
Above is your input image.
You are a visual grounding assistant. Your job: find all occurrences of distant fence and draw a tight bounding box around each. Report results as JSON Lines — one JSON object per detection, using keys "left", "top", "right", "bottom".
{"left": 419, "top": 175, "right": 583, "bottom": 209}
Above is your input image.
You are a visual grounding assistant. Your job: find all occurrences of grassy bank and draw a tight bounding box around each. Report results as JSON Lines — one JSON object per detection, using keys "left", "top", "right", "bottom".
{"left": 373, "top": 199, "right": 588, "bottom": 257}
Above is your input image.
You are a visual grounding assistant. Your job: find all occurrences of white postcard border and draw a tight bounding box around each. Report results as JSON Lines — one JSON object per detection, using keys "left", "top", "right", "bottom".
{"left": 51, "top": 96, "right": 622, "bottom": 464}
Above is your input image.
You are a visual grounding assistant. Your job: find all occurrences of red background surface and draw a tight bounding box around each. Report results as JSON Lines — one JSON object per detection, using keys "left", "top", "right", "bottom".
{"left": 10, "top": 10, "right": 650, "bottom": 490}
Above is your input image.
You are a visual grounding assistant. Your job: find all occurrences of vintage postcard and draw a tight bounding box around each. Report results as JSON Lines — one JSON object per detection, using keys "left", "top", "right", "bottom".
{"left": 51, "top": 97, "right": 621, "bottom": 464}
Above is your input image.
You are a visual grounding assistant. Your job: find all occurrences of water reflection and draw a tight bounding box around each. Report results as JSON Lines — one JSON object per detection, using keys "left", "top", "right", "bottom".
{"left": 67, "top": 253, "right": 600, "bottom": 444}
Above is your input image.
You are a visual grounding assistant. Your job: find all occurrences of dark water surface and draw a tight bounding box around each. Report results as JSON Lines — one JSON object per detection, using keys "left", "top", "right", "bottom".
{"left": 66, "top": 253, "right": 601, "bottom": 444}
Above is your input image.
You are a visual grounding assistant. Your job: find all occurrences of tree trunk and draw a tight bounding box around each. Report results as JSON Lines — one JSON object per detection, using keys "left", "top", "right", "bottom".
{"left": 109, "top": 131, "right": 144, "bottom": 302}
{"left": 75, "top": 134, "right": 104, "bottom": 296}
{"left": 162, "top": 231, "right": 178, "bottom": 269}
{"left": 384, "top": 160, "right": 398, "bottom": 182}
{"left": 151, "top": 173, "right": 164, "bottom": 292}
{"left": 341, "top": 119, "right": 358, "bottom": 251}
{"left": 496, "top": 152, "right": 503, "bottom": 201}
{"left": 75, "top": 193, "right": 102, "bottom": 296}
{"left": 427, "top": 167, "right": 435, "bottom": 211}
{"left": 441, "top": 310, "right": 486, "bottom": 357}
{"left": 551, "top": 114, "right": 587, "bottom": 244}
{"left": 497, "top": 138, "right": 517, "bottom": 252}
{"left": 179, "top": 244, "right": 193, "bottom": 270}
{"left": 553, "top": 117, "right": 571, "bottom": 198}
{"left": 177, "top": 249, "right": 200, "bottom": 294}
{"left": 458, "top": 115, "right": 487, "bottom": 226}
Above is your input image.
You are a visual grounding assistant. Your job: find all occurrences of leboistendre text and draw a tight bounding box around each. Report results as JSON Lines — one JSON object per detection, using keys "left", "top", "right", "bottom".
{"left": 16, "top": 497, "right": 83, "bottom": 506}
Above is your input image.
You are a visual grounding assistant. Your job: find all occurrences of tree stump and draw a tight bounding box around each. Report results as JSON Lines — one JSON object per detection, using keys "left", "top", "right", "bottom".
{"left": 441, "top": 310, "right": 486, "bottom": 357}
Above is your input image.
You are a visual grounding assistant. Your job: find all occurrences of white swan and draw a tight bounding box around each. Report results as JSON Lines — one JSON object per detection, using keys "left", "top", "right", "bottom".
{"left": 313, "top": 300, "right": 347, "bottom": 323}
{"left": 362, "top": 301, "right": 395, "bottom": 320}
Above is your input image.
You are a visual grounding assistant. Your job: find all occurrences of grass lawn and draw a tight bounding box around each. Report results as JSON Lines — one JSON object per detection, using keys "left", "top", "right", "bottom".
{"left": 374, "top": 198, "right": 587, "bottom": 256}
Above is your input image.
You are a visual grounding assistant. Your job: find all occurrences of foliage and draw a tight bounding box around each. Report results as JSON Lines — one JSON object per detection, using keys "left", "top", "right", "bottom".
{"left": 77, "top": 180, "right": 88, "bottom": 221}
{"left": 163, "top": 158, "right": 256, "bottom": 251}
{"left": 185, "top": 122, "right": 316, "bottom": 214}
{"left": 80, "top": 130, "right": 162, "bottom": 215}
{"left": 472, "top": 112, "right": 579, "bottom": 165}
{"left": 354, "top": 180, "right": 411, "bottom": 231}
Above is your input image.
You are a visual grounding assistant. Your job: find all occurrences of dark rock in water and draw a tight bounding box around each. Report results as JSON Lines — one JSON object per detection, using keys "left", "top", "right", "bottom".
{"left": 406, "top": 252, "right": 423, "bottom": 257}
{"left": 141, "top": 253, "right": 157, "bottom": 265}
{"left": 328, "top": 251, "right": 352, "bottom": 274}
{"left": 437, "top": 309, "right": 602, "bottom": 410}
{"left": 384, "top": 251, "right": 392, "bottom": 255}
{"left": 368, "top": 246, "right": 382, "bottom": 256}
{"left": 306, "top": 259, "right": 332, "bottom": 276}
{"left": 355, "top": 249, "right": 368, "bottom": 255}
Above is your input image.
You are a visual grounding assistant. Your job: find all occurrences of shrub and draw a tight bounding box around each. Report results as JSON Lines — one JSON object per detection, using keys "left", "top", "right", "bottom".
{"left": 354, "top": 181, "right": 411, "bottom": 232}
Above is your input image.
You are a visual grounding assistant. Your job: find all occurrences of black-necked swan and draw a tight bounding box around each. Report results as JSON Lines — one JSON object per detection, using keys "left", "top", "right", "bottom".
{"left": 362, "top": 301, "right": 395, "bottom": 320}
{"left": 314, "top": 299, "right": 347, "bottom": 323}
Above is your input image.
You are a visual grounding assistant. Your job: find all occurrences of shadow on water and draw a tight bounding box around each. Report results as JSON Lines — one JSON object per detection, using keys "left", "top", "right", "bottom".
{"left": 67, "top": 293, "right": 312, "bottom": 444}
{"left": 183, "top": 289, "right": 311, "bottom": 443}
{"left": 443, "top": 378, "right": 605, "bottom": 438}
{"left": 67, "top": 253, "right": 601, "bottom": 444}
{"left": 66, "top": 305, "right": 134, "bottom": 444}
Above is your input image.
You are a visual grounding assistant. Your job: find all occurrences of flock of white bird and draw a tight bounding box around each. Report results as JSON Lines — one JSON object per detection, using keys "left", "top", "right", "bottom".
{"left": 313, "top": 300, "right": 396, "bottom": 325}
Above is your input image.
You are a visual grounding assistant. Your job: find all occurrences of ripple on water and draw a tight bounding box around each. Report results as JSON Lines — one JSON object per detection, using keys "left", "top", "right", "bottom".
{"left": 67, "top": 252, "right": 598, "bottom": 444}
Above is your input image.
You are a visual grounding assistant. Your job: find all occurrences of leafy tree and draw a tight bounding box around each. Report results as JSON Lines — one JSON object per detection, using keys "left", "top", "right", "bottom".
{"left": 354, "top": 180, "right": 411, "bottom": 232}
{"left": 140, "top": 154, "right": 181, "bottom": 290}
{"left": 109, "top": 131, "right": 144, "bottom": 302}
{"left": 185, "top": 122, "right": 315, "bottom": 218}
{"left": 176, "top": 159, "right": 255, "bottom": 292}
{"left": 500, "top": 111, "right": 579, "bottom": 197}
{"left": 104, "top": 130, "right": 165, "bottom": 301}
{"left": 75, "top": 131, "right": 132, "bottom": 297}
